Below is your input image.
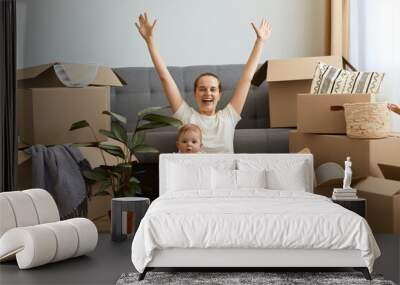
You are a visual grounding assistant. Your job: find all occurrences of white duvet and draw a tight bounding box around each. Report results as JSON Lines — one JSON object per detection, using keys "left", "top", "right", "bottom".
{"left": 131, "top": 190, "right": 380, "bottom": 273}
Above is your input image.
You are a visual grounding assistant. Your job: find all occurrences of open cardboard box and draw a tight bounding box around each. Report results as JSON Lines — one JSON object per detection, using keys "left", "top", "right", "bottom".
{"left": 355, "top": 172, "right": 400, "bottom": 234}
{"left": 297, "top": 93, "right": 372, "bottom": 134}
{"left": 289, "top": 130, "right": 400, "bottom": 178}
{"left": 266, "top": 56, "right": 343, "bottom": 127}
{"left": 314, "top": 165, "right": 400, "bottom": 234}
{"left": 17, "top": 63, "right": 126, "bottom": 145}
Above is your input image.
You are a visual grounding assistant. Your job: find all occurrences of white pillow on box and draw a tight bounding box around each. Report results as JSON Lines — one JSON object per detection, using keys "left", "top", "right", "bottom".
{"left": 212, "top": 168, "right": 237, "bottom": 190}
{"left": 167, "top": 162, "right": 213, "bottom": 192}
{"left": 236, "top": 169, "right": 268, "bottom": 189}
{"left": 266, "top": 161, "right": 308, "bottom": 191}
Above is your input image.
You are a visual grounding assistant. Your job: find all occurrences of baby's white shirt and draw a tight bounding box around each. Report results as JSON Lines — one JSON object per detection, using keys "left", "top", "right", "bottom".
{"left": 173, "top": 101, "right": 241, "bottom": 153}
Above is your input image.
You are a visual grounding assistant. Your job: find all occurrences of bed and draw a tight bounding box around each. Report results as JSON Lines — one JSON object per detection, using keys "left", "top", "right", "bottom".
{"left": 131, "top": 154, "right": 380, "bottom": 280}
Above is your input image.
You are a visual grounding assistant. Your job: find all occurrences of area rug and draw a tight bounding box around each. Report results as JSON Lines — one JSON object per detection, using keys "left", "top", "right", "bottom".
{"left": 116, "top": 271, "right": 396, "bottom": 285}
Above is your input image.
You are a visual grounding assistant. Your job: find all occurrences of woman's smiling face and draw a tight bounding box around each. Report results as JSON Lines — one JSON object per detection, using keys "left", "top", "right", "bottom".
{"left": 194, "top": 75, "right": 221, "bottom": 116}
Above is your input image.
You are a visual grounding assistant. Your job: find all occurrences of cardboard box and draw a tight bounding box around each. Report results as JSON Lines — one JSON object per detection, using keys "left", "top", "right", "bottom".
{"left": 267, "top": 56, "right": 343, "bottom": 127}
{"left": 17, "top": 63, "right": 125, "bottom": 145}
{"left": 297, "top": 93, "right": 372, "bottom": 134}
{"left": 289, "top": 130, "right": 400, "bottom": 177}
{"left": 355, "top": 176, "right": 400, "bottom": 234}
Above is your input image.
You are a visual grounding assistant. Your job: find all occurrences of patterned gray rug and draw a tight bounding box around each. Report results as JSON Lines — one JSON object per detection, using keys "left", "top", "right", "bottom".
{"left": 116, "top": 271, "right": 396, "bottom": 285}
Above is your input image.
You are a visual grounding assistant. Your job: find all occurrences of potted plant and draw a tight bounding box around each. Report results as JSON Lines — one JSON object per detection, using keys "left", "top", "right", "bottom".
{"left": 69, "top": 107, "right": 182, "bottom": 198}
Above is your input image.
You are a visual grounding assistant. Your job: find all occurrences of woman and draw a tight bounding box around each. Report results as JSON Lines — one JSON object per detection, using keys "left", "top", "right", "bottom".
{"left": 135, "top": 13, "right": 272, "bottom": 153}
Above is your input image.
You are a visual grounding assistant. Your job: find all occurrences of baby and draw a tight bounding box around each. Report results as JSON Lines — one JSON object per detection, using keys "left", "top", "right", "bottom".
{"left": 176, "top": 124, "right": 203, "bottom": 153}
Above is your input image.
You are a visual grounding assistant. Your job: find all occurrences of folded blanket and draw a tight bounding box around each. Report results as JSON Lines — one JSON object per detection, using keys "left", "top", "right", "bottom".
{"left": 27, "top": 145, "right": 91, "bottom": 219}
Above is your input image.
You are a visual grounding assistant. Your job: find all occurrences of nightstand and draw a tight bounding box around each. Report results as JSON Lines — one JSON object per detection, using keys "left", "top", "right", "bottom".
{"left": 331, "top": 198, "right": 366, "bottom": 218}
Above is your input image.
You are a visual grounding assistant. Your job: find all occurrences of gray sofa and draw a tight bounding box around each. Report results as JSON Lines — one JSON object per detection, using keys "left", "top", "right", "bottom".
{"left": 112, "top": 64, "right": 291, "bottom": 157}
{"left": 111, "top": 64, "right": 291, "bottom": 198}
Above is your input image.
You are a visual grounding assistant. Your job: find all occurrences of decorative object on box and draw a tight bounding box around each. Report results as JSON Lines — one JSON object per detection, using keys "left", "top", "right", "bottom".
{"left": 0, "top": 189, "right": 98, "bottom": 269}
{"left": 70, "top": 108, "right": 182, "bottom": 198}
{"left": 331, "top": 198, "right": 366, "bottom": 218}
{"left": 310, "top": 61, "right": 385, "bottom": 95}
{"left": 111, "top": 197, "right": 150, "bottom": 242}
{"left": 343, "top": 102, "right": 391, "bottom": 139}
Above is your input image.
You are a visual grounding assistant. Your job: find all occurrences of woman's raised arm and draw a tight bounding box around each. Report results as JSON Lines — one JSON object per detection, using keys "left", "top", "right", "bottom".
{"left": 135, "top": 13, "right": 183, "bottom": 113}
{"left": 229, "top": 19, "right": 272, "bottom": 115}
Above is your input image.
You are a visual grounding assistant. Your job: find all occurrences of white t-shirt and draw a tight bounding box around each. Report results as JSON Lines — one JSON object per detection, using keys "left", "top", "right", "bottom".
{"left": 173, "top": 101, "right": 241, "bottom": 153}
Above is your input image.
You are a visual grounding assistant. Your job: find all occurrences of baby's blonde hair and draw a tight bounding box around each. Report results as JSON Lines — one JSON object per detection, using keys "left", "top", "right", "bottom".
{"left": 177, "top": 124, "right": 202, "bottom": 142}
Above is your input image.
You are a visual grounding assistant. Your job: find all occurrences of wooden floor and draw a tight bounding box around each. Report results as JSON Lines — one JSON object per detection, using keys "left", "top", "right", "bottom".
{"left": 0, "top": 234, "right": 399, "bottom": 285}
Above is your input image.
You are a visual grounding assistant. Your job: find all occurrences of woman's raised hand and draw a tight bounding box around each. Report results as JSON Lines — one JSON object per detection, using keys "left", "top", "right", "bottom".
{"left": 135, "top": 12, "right": 157, "bottom": 42}
{"left": 251, "top": 19, "right": 272, "bottom": 42}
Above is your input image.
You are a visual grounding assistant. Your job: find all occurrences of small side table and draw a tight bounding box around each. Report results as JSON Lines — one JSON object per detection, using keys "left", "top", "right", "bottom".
{"left": 111, "top": 197, "right": 150, "bottom": 242}
{"left": 331, "top": 198, "right": 366, "bottom": 218}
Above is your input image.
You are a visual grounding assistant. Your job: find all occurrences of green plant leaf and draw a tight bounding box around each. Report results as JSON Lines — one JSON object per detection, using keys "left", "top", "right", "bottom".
{"left": 94, "top": 190, "right": 111, "bottom": 197}
{"left": 72, "top": 142, "right": 99, "bottom": 148}
{"left": 69, "top": 120, "right": 90, "bottom": 131}
{"left": 99, "top": 129, "right": 118, "bottom": 141}
{"left": 129, "top": 131, "right": 145, "bottom": 149}
{"left": 99, "top": 144, "right": 125, "bottom": 159}
{"left": 136, "top": 122, "right": 170, "bottom": 132}
{"left": 111, "top": 121, "right": 128, "bottom": 143}
{"left": 133, "top": 144, "right": 159, "bottom": 153}
{"left": 138, "top": 105, "right": 169, "bottom": 117}
{"left": 95, "top": 180, "right": 112, "bottom": 195}
{"left": 142, "top": 114, "right": 182, "bottom": 128}
{"left": 129, "top": 176, "right": 140, "bottom": 184}
{"left": 83, "top": 169, "right": 109, "bottom": 181}
{"left": 102, "top": 111, "right": 127, "bottom": 124}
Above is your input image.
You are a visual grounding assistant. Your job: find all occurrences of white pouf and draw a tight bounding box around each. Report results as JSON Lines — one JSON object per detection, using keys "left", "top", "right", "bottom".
{"left": 0, "top": 189, "right": 98, "bottom": 269}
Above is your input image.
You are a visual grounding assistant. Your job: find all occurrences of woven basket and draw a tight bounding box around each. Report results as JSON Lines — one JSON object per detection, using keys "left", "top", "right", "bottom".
{"left": 343, "top": 102, "right": 390, "bottom": 139}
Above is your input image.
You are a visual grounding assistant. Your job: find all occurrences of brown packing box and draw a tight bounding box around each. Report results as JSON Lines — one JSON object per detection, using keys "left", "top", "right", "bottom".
{"left": 289, "top": 130, "right": 400, "bottom": 178}
{"left": 355, "top": 176, "right": 400, "bottom": 234}
{"left": 297, "top": 93, "right": 372, "bottom": 134}
{"left": 267, "top": 56, "right": 343, "bottom": 127}
{"left": 17, "top": 63, "right": 125, "bottom": 145}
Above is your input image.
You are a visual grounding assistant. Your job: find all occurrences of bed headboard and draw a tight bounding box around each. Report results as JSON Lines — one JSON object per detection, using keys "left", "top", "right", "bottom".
{"left": 159, "top": 153, "right": 314, "bottom": 196}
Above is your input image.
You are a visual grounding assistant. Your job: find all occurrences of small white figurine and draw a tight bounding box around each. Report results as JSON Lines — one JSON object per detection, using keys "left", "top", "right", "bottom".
{"left": 343, "top": 156, "right": 353, "bottom": 190}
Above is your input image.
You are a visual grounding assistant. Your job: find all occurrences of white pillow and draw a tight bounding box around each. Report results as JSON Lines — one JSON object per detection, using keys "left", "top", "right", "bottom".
{"left": 266, "top": 161, "right": 307, "bottom": 191}
{"left": 236, "top": 169, "right": 268, "bottom": 189}
{"left": 167, "top": 163, "right": 212, "bottom": 191}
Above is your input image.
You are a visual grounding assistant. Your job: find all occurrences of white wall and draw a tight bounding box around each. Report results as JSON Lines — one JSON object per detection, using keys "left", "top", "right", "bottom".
{"left": 349, "top": 0, "right": 400, "bottom": 131}
{"left": 16, "top": 0, "right": 328, "bottom": 68}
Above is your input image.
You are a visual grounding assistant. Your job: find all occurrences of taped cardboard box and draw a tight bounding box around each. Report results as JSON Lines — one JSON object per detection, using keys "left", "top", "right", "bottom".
{"left": 266, "top": 56, "right": 343, "bottom": 127}
{"left": 355, "top": 176, "right": 400, "bottom": 234}
{"left": 297, "top": 93, "right": 372, "bottom": 134}
{"left": 289, "top": 130, "right": 400, "bottom": 177}
{"left": 17, "top": 63, "right": 125, "bottom": 145}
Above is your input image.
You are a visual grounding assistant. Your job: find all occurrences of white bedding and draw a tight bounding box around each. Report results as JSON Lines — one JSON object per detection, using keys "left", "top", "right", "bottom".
{"left": 131, "top": 190, "right": 380, "bottom": 273}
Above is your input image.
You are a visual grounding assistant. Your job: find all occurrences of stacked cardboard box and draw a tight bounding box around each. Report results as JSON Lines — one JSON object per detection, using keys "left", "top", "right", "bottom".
{"left": 17, "top": 63, "right": 125, "bottom": 145}
{"left": 262, "top": 55, "right": 400, "bottom": 234}
{"left": 16, "top": 62, "right": 126, "bottom": 232}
